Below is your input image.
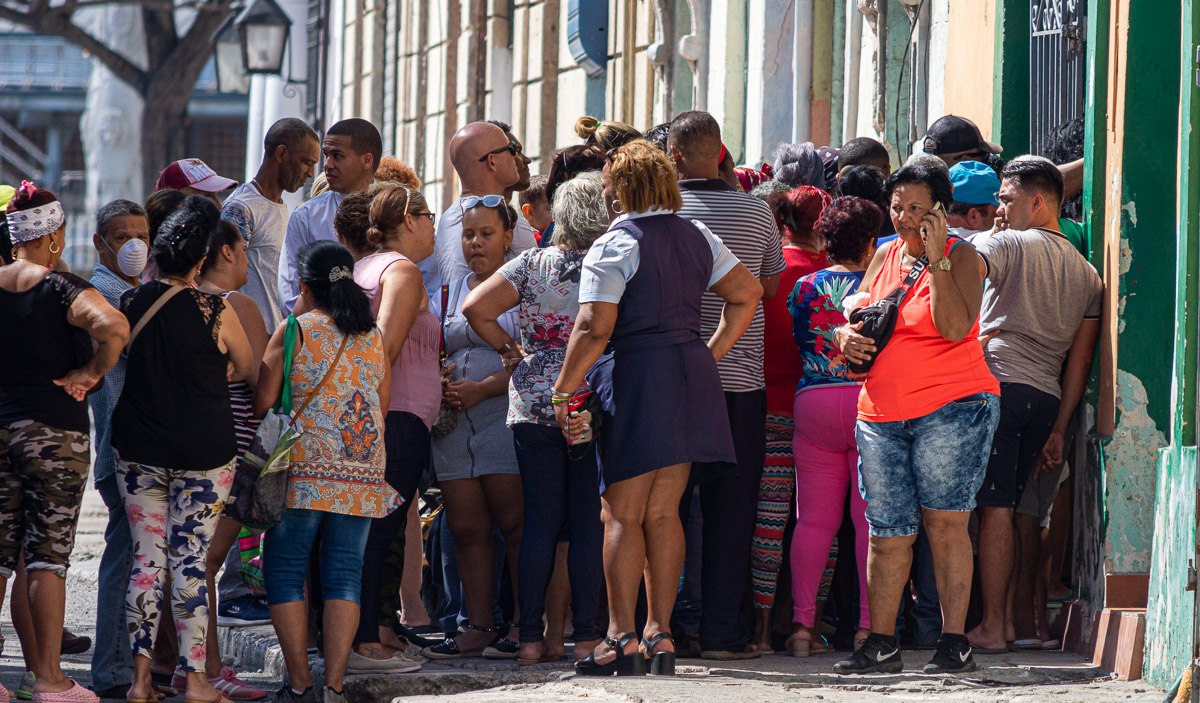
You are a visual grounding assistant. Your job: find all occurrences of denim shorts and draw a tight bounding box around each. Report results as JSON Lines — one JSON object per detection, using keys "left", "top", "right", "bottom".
{"left": 263, "top": 508, "right": 372, "bottom": 605}
{"left": 856, "top": 392, "right": 1000, "bottom": 537}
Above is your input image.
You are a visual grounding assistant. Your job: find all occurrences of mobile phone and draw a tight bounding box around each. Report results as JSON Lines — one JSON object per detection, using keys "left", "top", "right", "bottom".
{"left": 920, "top": 201, "right": 944, "bottom": 242}
{"left": 567, "top": 392, "right": 594, "bottom": 445}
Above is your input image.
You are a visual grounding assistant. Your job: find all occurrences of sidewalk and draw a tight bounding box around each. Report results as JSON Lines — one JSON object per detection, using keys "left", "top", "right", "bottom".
{"left": 0, "top": 481, "right": 1166, "bottom": 703}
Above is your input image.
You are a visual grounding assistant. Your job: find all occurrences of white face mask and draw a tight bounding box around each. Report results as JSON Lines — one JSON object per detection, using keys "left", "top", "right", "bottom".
{"left": 105, "top": 237, "right": 149, "bottom": 278}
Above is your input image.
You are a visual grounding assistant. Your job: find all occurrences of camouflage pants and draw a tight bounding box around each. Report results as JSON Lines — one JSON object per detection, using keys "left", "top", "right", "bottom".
{"left": 0, "top": 419, "right": 91, "bottom": 579}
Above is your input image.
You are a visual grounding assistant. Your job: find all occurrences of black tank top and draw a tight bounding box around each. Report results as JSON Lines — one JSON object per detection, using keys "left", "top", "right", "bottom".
{"left": 111, "top": 282, "right": 237, "bottom": 470}
{"left": 0, "top": 271, "right": 95, "bottom": 432}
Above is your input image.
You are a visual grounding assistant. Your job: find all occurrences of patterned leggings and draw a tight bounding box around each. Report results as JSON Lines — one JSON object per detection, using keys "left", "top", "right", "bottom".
{"left": 750, "top": 413, "right": 797, "bottom": 608}
{"left": 118, "top": 457, "right": 234, "bottom": 672}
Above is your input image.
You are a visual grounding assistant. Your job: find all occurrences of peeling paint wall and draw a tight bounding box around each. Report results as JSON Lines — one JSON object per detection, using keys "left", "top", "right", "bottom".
{"left": 1105, "top": 371, "right": 1167, "bottom": 573}
{"left": 1144, "top": 446, "right": 1197, "bottom": 688}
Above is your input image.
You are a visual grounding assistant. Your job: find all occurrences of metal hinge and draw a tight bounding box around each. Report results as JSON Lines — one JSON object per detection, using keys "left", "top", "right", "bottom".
{"left": 1195, "top": 46, "right": 1200, "bottom": 88}
{"left": 1187, "top": 560, "right": 1197, "bottom": 591}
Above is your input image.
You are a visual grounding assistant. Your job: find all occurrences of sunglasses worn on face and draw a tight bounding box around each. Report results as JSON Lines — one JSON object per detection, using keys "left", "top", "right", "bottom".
{"left": 479, "top": 141, "right": 519, "bottom": 162}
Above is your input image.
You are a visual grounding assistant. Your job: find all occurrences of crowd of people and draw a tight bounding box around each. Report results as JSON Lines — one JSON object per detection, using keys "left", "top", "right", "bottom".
{"left": 0, "top": 107, "right": 1101, "bottom": 703}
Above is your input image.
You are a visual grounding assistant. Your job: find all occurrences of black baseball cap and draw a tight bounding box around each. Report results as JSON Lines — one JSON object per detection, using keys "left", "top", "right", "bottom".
{"left": 922, "top": 115, "right": 1003, "bottom": 156}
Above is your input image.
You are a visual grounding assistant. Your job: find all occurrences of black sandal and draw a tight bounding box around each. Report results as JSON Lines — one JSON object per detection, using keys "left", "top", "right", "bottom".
{"left": 482, "top": 625, "right": 519, "bottom": 660}
{"left": 642, "top": 632, "right": 676, "bottom": 676}
{"left": 575, "top": 633, "right": 646, "bottom": 677}
{"left": 423, "top": 622, "right": 493, "bottom": 659}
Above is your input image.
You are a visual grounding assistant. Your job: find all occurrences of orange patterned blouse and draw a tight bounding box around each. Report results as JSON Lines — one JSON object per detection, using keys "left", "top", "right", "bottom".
{"left": 286, "top": 311, "right": 399, "bottom": 518}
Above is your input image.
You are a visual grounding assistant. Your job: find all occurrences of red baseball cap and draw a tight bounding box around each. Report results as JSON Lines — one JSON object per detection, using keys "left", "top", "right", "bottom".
{"left": 156, "top": 158, "right": 238, "bottom": 193}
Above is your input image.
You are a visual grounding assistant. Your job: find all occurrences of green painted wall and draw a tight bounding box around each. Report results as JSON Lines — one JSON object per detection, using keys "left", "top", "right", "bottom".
{"left": 1144, "top": 0, "right": 1200, "bottom": 686}
{"left": 1101, "top": 0, "right": 1179, "bottom": 576}
{"left": 991, "top": 0, "right": 1029, "bottom": 154}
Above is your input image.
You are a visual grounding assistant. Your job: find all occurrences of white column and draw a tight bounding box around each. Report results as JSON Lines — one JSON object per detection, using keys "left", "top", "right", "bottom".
{"left": 744, "top": 0, "right": 794, "bottom": 164}
{"left": 246, "top": 0, "right": 310, "bottom": 209}
{"left": 793, "top": 0, "right": 813, "bottom": 142}
{"left": 79, "top": 5, "right": 146, "bottom": 216}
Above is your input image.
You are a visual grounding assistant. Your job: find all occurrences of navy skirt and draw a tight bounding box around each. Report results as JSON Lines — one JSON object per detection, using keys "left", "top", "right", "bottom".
{"left": 585, "top": 339, "right": 736, "bottom": 494}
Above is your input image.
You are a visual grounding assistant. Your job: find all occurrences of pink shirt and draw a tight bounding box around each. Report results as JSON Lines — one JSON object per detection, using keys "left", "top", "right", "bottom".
{"left": 355, "top": 251, "right": 442, "bottom": 429}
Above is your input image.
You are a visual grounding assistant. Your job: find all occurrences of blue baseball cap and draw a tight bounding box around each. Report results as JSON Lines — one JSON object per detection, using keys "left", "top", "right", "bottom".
{"left": 948, "top": 160, "right": 1000, "bottom": 207}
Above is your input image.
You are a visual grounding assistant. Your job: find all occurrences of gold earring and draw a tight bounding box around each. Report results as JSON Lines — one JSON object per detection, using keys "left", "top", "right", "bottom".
{"left": 49, "top": 240, "right": 61, "bottom": 254}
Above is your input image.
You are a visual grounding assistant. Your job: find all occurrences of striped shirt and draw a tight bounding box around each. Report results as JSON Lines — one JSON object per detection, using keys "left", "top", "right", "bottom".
{"left": 677, "top": 179, "right": 786, "bottom": 392}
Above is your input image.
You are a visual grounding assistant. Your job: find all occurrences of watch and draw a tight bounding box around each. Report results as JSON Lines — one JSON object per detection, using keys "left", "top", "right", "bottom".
{"left": 929, "top": 257, "right": 952, "bottom": 272}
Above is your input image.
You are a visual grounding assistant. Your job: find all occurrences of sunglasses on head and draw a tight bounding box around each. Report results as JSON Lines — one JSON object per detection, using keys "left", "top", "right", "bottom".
{"left": 479, "top": 141, "right": 520, "bottom": 162}
{"left": 463, "top": 194, "right": 512, "bottom": 228}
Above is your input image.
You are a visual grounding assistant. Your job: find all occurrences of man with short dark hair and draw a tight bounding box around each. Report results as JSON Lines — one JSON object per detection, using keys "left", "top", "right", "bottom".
{"left": 946, "top": 161, "right": 1000, "bottom": 239}
{"left": 838, "top": 137, "right": 892, "bottom": 178}
{"left": 88, "top": 199, "right": 150, "bottom": 698}
{"left": 668, "top": 110, "right": 785, "bottom": 660}
{"left": 278, "top": 118, "right": 381, "bottom": 314}
{"left": 966, "top": 155, "right": 1101, "bottom": 654}
{"left": 223, "top": 117, "right": 320, "bottom": 327}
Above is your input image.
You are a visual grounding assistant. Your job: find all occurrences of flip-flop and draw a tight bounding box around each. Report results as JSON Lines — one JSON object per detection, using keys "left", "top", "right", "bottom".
{"left": 1040, "top": 639, "right": 1061, "bottom": 650}
{"left": 1011, "top": 639, "right": 1042, "bottom": 650}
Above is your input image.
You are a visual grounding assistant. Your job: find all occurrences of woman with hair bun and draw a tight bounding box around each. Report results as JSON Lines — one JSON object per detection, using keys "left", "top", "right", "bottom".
{"left": 254, "top": 239, "right": 396, "bottom": 703}
{"left": 334, "top": 185, "right": 441, "bottom": 671}
{"left": 110, "top": 194, "right": 254, "bottom": 703}
{"left": 574, "top": 116, "right": 641, "bottom": 153}
{"left": 0, "top": 182, "right": 129, "bottom": 703}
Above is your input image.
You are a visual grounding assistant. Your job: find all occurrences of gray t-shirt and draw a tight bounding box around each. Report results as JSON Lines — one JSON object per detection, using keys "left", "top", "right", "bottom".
{"left": 974, "top": 228, "right": 1102, "bottom": 398}
{"left": 221, "top": 182, "right": 291, "bottom": 327}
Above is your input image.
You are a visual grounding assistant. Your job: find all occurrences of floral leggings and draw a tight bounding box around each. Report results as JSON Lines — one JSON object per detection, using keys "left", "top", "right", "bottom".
{"left": 117, "top": 456, "right": 234, "bottom": 671}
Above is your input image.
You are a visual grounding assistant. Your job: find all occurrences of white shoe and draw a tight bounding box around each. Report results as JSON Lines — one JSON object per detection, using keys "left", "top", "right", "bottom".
{"left": 345, "top": 650, "right": 422, "bottom": 674}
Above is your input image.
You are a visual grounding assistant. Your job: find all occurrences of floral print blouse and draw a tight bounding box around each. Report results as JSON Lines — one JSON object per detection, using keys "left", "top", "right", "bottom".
{"left": 497, "top": 247, "right": 587, "bottom": 426}
{"left": 786, "top": 269, "right": 866, "bottom": 393}
{"left": 286, "top": 311, "right": 398, "bottom": 518}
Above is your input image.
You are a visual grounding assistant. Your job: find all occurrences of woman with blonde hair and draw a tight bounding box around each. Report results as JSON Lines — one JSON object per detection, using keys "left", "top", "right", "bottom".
{"left": 574, "top": 116, "right": 641, "bottom": 153}
{"left": 553, "top": 140, "right": 762, "bottom": 676}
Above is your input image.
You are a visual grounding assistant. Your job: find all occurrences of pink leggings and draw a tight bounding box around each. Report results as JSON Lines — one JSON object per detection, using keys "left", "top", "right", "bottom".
{"left": 790, "top": 385, "right": 870, "bottom": 629}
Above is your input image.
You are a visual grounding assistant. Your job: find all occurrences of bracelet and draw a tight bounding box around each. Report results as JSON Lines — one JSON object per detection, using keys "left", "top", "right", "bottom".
{"left": 498, "top": 339, "right": 515, "bottom": 354}
{"left": 550, "top": 389, "right": 572, "bottom": 399}
{"left": 550, "top": 396, "right": 570, "bottom": 404}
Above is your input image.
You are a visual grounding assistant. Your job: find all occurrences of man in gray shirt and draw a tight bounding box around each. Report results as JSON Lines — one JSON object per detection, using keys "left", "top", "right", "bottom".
{"left": 966, "top": 156, "right": 1102, "bottom": 653}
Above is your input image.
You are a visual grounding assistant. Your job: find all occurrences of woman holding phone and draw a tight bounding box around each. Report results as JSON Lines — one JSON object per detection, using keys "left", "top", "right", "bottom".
{"left": 831, "top": 161, "right": 998, "bottom": 676}
{"left": 551, "top": 140, "right": 762, "bottom": 677}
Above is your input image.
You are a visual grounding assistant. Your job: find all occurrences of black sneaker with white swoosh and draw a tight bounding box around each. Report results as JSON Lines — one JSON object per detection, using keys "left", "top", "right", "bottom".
{"left": 832, "top": 633, "right": 903, "bottom": 674}
{"left": 922, "top": 634, "right": 977, "bottom": 674}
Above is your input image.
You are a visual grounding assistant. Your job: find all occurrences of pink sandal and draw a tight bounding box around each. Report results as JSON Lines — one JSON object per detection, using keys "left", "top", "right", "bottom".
{"left": 30, "top": 682, "right": 99, "bottom": 703}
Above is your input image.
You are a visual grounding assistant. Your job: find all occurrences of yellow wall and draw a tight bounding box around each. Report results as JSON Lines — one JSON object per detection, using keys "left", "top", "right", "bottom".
{"left": 943, "top": 0, "right": 996, "bottom": 139}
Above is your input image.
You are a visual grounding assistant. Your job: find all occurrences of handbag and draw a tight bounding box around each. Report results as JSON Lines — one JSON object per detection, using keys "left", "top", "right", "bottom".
{"left": 845, "top": 254, "right": 928, "bottom": 374}
{"left": 226, "top": 316, "right": 350, "bottom": 531}
{"left": 430, "top": 284, "right": 459, "bottom": 439}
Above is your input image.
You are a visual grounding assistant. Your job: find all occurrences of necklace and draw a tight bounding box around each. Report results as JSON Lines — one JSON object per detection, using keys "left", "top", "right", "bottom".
{"left": 11, "top": 257, "right": 47, "bottom": 266}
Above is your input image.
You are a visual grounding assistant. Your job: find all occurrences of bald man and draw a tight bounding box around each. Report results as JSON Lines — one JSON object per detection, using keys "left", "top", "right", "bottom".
{"left": 425, "top": 121, "right": 537, "bottom": 297}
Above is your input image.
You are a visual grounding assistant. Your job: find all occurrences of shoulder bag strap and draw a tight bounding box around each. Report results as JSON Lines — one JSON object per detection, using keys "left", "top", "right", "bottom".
{"left": 274, "top": 315, "right": 299, "bottom": 415}
{"left": 438, "top": 284, "right": 450, "bottom": 364}
{"left": 125, "top": 284, "right": 186, "bottom": 354}
{"left": 289, "top": 331, "right": 351, "bottom": 428}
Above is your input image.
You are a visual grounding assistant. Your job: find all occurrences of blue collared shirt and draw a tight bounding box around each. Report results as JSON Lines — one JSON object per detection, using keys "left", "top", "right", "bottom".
{"left": 88, "top": 263, "right": 133, "bottom": 483}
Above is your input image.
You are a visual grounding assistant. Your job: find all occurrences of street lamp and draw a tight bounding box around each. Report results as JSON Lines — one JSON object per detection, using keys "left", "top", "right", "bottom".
{"left": 236, "top": 0, "right": 293, "bottom": 75}
{"left": 213, "top": 12, "right": 250, "bottom": 94}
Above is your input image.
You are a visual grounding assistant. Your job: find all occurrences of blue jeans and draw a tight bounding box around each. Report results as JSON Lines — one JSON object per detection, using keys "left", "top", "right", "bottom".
{"left": 264, "top": 508, "right": 371, "bottom": 605}
{"left": 91, "top": 474, "right": 133, "bottom": 690}
{"left": 512, "top": 423, "right": 603, "bottom": 643}
{"left": 856, "top": 393, "right": 1000, "bottom": 537}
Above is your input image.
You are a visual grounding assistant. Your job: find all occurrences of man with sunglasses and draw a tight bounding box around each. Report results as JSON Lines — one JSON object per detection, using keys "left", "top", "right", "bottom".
{"left": 427, "top": 121, "right": 536, "bottom": 299}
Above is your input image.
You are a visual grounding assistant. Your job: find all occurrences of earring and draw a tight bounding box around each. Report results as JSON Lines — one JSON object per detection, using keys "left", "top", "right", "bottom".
{"left": 49, "top": 240, "right": 61, "bottom": 254}
{"left": 611, "top": 201, "right": 624, "bottom": 214}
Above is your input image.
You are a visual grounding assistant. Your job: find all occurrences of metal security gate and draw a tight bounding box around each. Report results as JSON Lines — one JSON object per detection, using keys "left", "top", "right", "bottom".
{"left": 1030, "top": 0, "right": 1087, "bottom": 155}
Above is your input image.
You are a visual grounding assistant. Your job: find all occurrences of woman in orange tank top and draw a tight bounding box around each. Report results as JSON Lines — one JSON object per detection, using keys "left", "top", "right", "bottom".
{"left": 828, "top": 160, "right": 999, "bottom": 676}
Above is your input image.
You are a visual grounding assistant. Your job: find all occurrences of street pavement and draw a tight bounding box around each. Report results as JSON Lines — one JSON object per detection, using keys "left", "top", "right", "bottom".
{"left": 0, "top": 481, "right": 1167, "bottom": 703}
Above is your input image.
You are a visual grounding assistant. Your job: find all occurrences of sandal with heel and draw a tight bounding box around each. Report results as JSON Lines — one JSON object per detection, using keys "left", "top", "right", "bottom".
{"left": 574, "top": 634, "right": 646, "bottom": 677}
{"left": 641, "top": 633, "right": 675, "bottom": 676}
